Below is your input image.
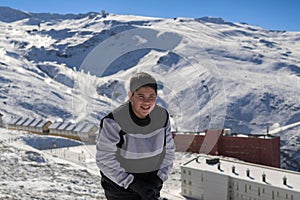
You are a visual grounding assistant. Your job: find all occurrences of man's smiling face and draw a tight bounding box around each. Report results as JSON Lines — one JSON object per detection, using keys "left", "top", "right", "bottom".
{"left": 129, "top": 86, "right": 157, "bottom": 119}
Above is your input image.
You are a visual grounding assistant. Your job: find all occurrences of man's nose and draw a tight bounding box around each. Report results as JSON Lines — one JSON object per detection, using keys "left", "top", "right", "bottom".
{"left": 143, "top": 97, "right": 151, "bottom": 103}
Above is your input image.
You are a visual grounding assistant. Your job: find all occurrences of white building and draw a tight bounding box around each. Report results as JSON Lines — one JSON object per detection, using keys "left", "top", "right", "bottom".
{"left": 28, "top": 119, "right": 51, "bottom": 134}
{"left": 48, "top": 121, "right": 98, "bottom": 143}
{"left": 7, "top": 117, "right": 51, "bottom": 134}
{"left": 181, "top": 155, "right": 300, "bottom": 200}
{"left": 74, "top": 122, "right": 98, "bottom": 143}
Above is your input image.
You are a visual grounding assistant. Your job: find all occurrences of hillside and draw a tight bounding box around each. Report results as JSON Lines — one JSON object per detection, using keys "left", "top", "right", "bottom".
{"left": 0, "top": 128, "right": 192, "bottom": 199}
{"left": 0, "top": 7, "right": 300, "bottom": 170}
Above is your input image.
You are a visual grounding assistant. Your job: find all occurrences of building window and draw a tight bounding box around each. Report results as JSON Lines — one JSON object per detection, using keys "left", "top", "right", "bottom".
{"left": 245, "top": 184, "right": 247, "bottom": 193}
{"left": 183, "top": 169, "right": 186, "bottom": 174}
{"left": 188, "top": 171, "right": 191, "bottom": 175}
{"left": 183, "top": 189, "right": 186, "bottom": 194}
{"left": 258, "top": 188, "right": 260, "bottom": 196}
{"left": 183, "top": 180, "right": 186, "bottom": 184}
{"left": 188, "top": 181, "right": 192, "bottom": 185}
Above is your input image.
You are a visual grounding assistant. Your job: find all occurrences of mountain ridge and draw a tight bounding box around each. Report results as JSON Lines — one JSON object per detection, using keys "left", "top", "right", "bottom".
{"left": 1, "top": 7, "right": 300, "bottom": 170}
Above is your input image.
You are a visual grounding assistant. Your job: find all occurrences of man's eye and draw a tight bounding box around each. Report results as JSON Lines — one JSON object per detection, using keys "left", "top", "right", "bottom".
{"left": 150, "top": 96, "right": 156, "bottom": 100}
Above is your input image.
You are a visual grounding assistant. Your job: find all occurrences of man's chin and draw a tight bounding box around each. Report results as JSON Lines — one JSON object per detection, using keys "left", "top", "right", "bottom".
{"left": 140, "top": 111, "right": 150, "bottom": 117}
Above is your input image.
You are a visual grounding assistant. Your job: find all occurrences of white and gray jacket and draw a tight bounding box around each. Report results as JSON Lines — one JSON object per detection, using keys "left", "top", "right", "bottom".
{"left": 96, "top": 102, "right": 175, "bottom": 189}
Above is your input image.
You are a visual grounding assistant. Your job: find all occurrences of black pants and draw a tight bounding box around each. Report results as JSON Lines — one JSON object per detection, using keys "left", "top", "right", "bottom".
{"left": 101, "top": 174, "right": 141, "bottom": 200}
{"left": 100, "top": 172, "right": 162, "bottom": 200}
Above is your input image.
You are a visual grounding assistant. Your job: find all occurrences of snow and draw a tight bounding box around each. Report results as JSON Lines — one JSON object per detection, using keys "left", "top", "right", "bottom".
{"left": 0, "top": 128, "right": 104, "bottom": 199}
{"left": 0, "top": 127, "right": 192, "bottom": 199}
{"left": 1, "top": 7, "right": 299, "bottom": 132}
{"left": 1, "top": 6, "right": 300, "bottom": 197}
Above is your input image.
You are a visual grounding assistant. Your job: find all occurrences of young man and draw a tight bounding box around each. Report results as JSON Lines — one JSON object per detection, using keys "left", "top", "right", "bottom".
{"left": 96, "top": 72, "right": 176, "bottom": 200}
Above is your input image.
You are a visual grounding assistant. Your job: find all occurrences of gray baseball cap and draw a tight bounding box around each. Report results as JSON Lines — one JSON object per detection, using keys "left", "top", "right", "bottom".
{"left": 130, "top": 72, "right": 157, "bottom": 94}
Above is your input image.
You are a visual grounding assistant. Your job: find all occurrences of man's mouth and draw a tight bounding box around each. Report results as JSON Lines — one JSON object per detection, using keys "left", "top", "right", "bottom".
{"left": 141, "top": 106, "right": 150, "bottom": 110}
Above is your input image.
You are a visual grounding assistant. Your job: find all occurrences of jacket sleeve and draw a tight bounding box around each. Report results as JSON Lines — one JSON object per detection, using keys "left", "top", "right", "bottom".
{"left": 157, "top": 118, "right": 176, "bottom": 182}
{"left": 95, "top": 117, "right": 134, "bottom": 188}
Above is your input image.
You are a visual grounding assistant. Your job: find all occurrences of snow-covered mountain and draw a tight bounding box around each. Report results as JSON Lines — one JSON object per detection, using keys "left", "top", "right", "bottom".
{"left": 1, "top": 7, "right": 300, "bottom": 170}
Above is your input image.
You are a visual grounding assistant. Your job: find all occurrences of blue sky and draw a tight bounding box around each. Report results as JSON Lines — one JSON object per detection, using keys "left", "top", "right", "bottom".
{"left": 1, "top": 0, "right": 300, "bottom": 31}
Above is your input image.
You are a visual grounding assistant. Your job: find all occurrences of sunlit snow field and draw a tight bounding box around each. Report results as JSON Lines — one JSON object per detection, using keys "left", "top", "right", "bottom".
{"left": 0, "top": 128, "right": 196, "bottom": 200}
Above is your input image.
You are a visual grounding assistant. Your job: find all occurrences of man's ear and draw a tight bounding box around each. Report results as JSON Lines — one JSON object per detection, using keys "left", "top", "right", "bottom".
{"left": 128, "top": 91, "right": 133, "bottom": 102}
